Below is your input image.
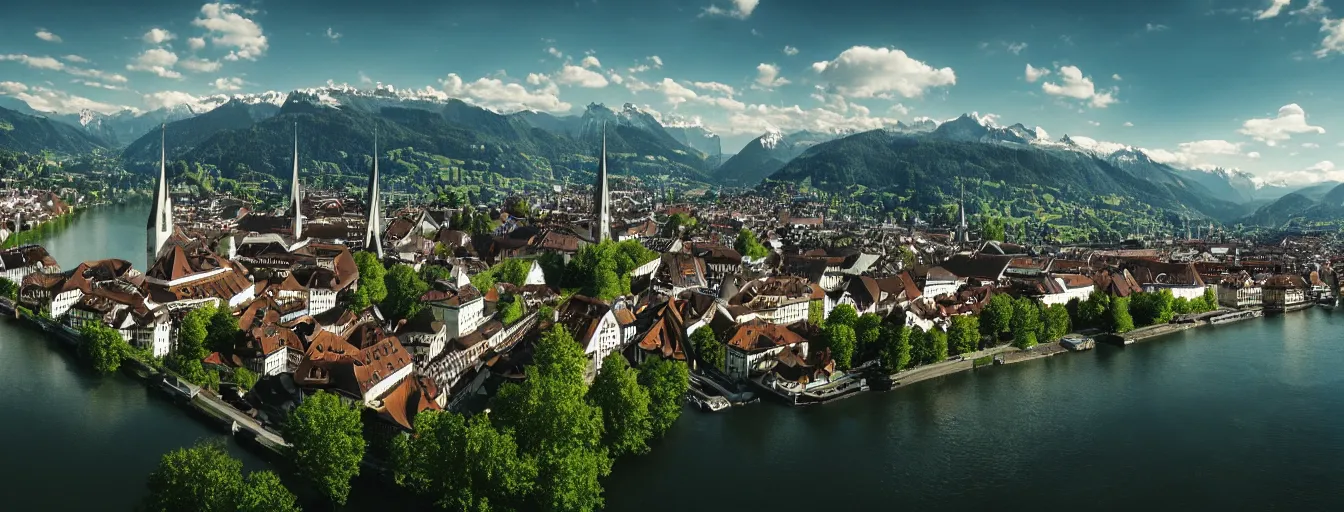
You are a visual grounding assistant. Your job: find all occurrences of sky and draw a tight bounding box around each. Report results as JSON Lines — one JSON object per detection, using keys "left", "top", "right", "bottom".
{"left": 1, "top": 0, "right": 1343, "bottom": 184}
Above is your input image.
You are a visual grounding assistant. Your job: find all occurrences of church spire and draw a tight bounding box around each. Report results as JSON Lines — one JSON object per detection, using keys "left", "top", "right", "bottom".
{"left": 291, "top": 121, "right": 303, "bottom": 240}
{"left": 592, "top": 124, "right": 611, "bottom": 243}
{"left": 146, "top": 124, "right": 174, "bottom": 268}
{"left": 364, "top": 127, "right": 384, "bottom": 258}
{"left": 957, "top": 179, "right": 968, "bottom": 244}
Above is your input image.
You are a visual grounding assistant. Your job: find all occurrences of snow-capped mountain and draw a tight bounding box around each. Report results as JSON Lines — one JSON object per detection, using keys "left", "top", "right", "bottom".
{"left": 931, "top": 113, "right": 1047, "bottom": 145}
{"left": 288, "top": 82, "right": 447, "bottom": 114}
{"left": 661, "top": 115, "right": 722, "bottom": 166}
{"left": 717, "top": 128, "right": 853, "bottom": 184}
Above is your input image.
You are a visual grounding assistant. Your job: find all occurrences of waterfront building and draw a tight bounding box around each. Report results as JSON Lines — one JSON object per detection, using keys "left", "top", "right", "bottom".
{"left": 1031, "top": 273, "right": 1096, "bottom": 306}
{"left": 1126, "top": 260, "right": 1210, "bottom": 300}
{"left": 1217, "top": 271, "right": 1263, "bottom": 308}
{"left": 722, "top": 319, "right": 809, "bottom": 381}
{"left": 146, "top": 126, "right": 174, "bottom": 269}
{"left": 0, "top": 245, "right": 59, "bottom": 283}
{"left": 1263, "top": 274, "right": 1308, "bottom": 312}
{"left": 724, "top": 276, "right": 819, "bottom": 326}
{"left": 557, "top": 294, "right": 623, "bottom": 379}
{"left": 64, "top": 284, "right": 173, "bottom": 357}
{"left": 142, "top": 239, "right": 255, "bottom": 311}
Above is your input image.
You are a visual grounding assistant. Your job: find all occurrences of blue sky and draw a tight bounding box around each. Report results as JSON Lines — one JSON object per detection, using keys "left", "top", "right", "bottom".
{"left": 2, "top": 0, "right": 1343, "bottom": 184}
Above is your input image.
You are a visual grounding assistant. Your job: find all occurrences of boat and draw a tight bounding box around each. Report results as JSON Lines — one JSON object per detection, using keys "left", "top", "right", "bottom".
{"left": 158, "top": 374, "right": 200, "bottom": 400}
{"left": 1060, "top": 335, "right": 1095, "bottom": 351}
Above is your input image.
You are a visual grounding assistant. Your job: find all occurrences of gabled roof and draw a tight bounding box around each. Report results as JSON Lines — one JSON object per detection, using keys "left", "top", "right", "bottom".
{"left": 724, "top": 320, "right": 807, "bottom": 352}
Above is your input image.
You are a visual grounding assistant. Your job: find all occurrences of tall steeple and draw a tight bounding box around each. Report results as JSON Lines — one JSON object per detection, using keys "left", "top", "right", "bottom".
{"left": 146, "top": 124, "right": 174, "bottom": 268}
{"left": 592, "top": 124, "right": 611, "bottom": 243}
{"left": 290, "top": 122, "right": 303, "bottom": 240}
{"left": 364, "top": 128, "right": 384, "bottom": 258}
{"left": 956, "top": 179, "right": 969, "bottom": 244}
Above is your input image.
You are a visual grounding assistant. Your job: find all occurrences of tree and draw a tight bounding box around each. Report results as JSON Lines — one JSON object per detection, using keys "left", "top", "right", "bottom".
{"left": 1015, "top": 331, "right": 1038, "bottom": 350}
{"left": 383, "top": 263, "right": 430, "bottom": 321}
{"left": 980, "top": 215, "right": 1006, "bottom": 241}
{"left": 79, "top": 322, "right": 130, "bottom": 374}
{"left": 495, "top": 258, "right": 533, "bottom": 286}
{"left": 690, "top": 326, "right": 724, "bottom": 371}
{"left": 827, "top": 304, "right": 858, "bottom": 329}
{"left": 638, "top": 357, "right": 690, "bottom": 438}
{"left": 1010, "top": 297, "right": 1044, "bottom": 343}
{"left": 232, "top": 367, "right": 258, "bottom": 392}
{"left": 391, "top": 410, "right": 536, "bottom": 511}
{"left": 1076, "top": 291, "right": 1111, "bottom": 330}
{"left": 587, "top": 354, "right": 654, "bottom": 457}
{"left": 237, "top": 471, "right": 300, "bottom": 512}
{"left": 979, "top": 294, "right": 1013, "bottom": 340}
{"left": 1042, "top": 304, "right": 1071, "bottom": 342}
{"left": 819, "top": 323, "right": 858, "bottom": 370}
{"left": 177, "top": 305, "right": 213, "bottom": 363}
{"left": 926, "top": 327, "right": 949, "bottom": 363}
{"left": 351, "top": 251, "right": 387, "bottom": 311}
{"left": 909, "top": 327, "right": 928, "bottom": 365}
{"left": 664, "top": 213, "right": 696, "bottom": 236}
{"left": 947, "top": 315, "right": 980, "bottom": 356}
{"left": 492, "top": 325, "right": 610, "bottom": 511}
{"left": 500, "top": 295, "right": 525, "bottom": 325}
{"left": 142, "top": 440, "right": 243, "bottom": 512}
{"left": 734, "top": 228, "right": 770, "bottom": 259}
{"left": 1109, "top": 296, "right": 1135, "bottom": 333}
{"left": 895, "top": 246, "right": 917, "bottom": 270}
{"left": 205, "top": 306, "right": 240, "bottom": 354}
{"left": 1130, "top": 290, "right": 1175, "bottom": 327}
{"left": 877, "top": 323, "right": 912, "bottom": 372}
{"left": 854, "top": 313, "right": 883, "bottom": 360}
{"left": 0, "top": 277, "right": 17, "bottom": 301}
{"left": 808, "top": 300, "right": 824, "bottom": 326}
{"left": 284, "top": 390, "right": 365, "bottom": 506}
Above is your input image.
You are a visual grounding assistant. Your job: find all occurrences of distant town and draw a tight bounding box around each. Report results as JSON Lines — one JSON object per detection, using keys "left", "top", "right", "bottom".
{"left": 0, "top": 127, "right": 1340, "bottom": 510}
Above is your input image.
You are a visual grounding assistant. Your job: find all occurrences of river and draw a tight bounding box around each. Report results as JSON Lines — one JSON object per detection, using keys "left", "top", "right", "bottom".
{"left": 5, "top": 204, "right": 1344, "bottom": 510}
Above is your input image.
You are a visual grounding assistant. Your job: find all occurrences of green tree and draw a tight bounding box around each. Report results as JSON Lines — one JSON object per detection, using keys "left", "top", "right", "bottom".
{"left": 351, "top": 251, "right": 387, "bottom": 311}
{"left": 237, "top": 471, "right": 300, "bottom": 512}
{"left": 587, "top": 354, "right": 654, "bottom": 457}
{"left": 1076, "top": 291, "right": 1111, "bottom": 330}
{"left": 1015, "top": 331, "right": 1038, "bottom": 350}
{"left": 895, "top": 246, "right": 917, "bottom": 270}
{"left": 383, "top": 263, "right": 430, "bottom": 321}
{"left": 877, "top": 323, "right": 912, "bottom": 372}
{"left": 232, "top": 367, "right": 258, "bottom": 392}
{"left": 827, "top": 304, "right": 858, "bottom": 329}
{"left": 638, "top": 357, "right": 690, "bottom": 438}
{"left": 1010, "top": 297, "right": 1044, "bottom": 343}
{"left": 1109, "top": 296, "right": 1135, "bottom": 333}
{"left": 854, "top": 313, "right": 882, "bottom": 360}
{"left": 78, "top": 322, "right": 130, "bottom": 374}
{"left": 500, "top": 295, "right": 525, "bottom": 325}
{"left": 663, "top": 213, "right": 696, "bottom": 236}
{"left": 177, "top": 305, "right": 213, "bottom": 363}
{"left": 284, "top": 390, "right": 365, "bottom": 506}
{"left": 909, "top": 327, "right": 928, "bottom": 365}
{"left": 926, "top": 327, "right": 949, "bottom": 363}
{"left": 495, "top": 258, "right": 534, "bottom": 286}
{"left": 980, "top": 215, "right": 1006, "bottom": 241}
{"left": 492, "top": 325, "right": 610, "bottom": 511}
{"left": 690, "top": 326, "right": 724, "bottom": 371}
{"left": 818, "top": 323, "right": 858, "bottom": 370}
{"left": 979, "top": 294, "right": 1013, "bottom": 340}
{"left": 1042, "top": 304, "right": 1071, "bottom": 341}
{"left": 206, "top": 306, "right": 240, "bottom": 354}
{"left": 0, "top": 277, "right": 17, "bottom": 301}
{"left": 391, "top": 410, "right": 536, "bottom": 511}
{"left": 734, "top": 228, "right": 770, "bottom": 259}
{"left": 947, "top": 315, "right": 980, "bottom": 355}
{"left": 808, "top": 300, "right": 824, "bottom": 326}
{"left": 142, "top": 440, "right": 243, "bottom": 512}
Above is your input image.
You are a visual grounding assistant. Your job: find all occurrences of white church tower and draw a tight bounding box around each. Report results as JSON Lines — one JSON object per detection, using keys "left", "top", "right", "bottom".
{"left": 146, "top": 125, "right": 174, "bottom": 268}
{"left": 591, "top": 126, "right": 611, "bottom": 243}
{"left": 290, "top": 122, "right": 303, "bottom": 240}
{"left": 363, "top": 128, "right": 384, "bottom": 258}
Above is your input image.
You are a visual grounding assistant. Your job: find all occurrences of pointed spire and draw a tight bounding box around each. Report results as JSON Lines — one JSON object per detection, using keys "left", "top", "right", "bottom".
{"left": 146, "top": 123, "right": 174, "bottom": 268}
{"left": 291, "top": 121, "right": 303, "bottom": 240}
{"left": 592, "top": 123, "right": 611, "bottom": 243}
{"left": 364, "top": 126, "right": 384, "bottom": 258}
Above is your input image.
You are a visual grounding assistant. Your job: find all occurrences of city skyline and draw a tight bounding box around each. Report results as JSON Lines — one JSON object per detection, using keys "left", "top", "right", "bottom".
{"left": 2, "top": 0, "right": 1343, "bottom": 184}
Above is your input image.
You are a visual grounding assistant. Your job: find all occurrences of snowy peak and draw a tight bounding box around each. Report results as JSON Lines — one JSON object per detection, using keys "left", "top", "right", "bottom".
{"left": 760, "top": 129, "right": 785, "bottom": 149}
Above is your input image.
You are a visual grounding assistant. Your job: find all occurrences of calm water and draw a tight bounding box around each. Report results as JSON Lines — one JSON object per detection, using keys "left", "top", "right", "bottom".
{"left": 5, "top": 204, "right": 1344, "bottom": 510}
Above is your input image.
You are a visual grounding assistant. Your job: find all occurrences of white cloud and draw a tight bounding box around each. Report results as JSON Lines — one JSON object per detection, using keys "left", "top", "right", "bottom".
{"left": 325, "top": 27, "right": 342, "bottom": 41}
{"left": 1087, "top": 120, "right": 1101, "bottom": 126}
{"left": 649, "top": 56, "right": 663, "bottom": 68}
{"left": 546, "top": 47, "right": 563, "bottom": 58}
{"left": 811, "top": 46, "right": 956, "bottom": 98}
{"left": 655, "top": 78, "right": 699, "bottom": 106}
{"left": 580, "top": 55, "right": 602, "bottom": 69}
{"left": 179, "top": 57, "right": 221, "bottom": 73}
{"left": 754, "top": 63, "right": 790, "bottom": 89}
{"left": 1256, "top": 0, "right": 1292, "bottom": 20}
{"left": 188, "top": 37, "right": 206, "bottom": 51}
{"left": 1259, "top": 160, "right": 1344, "bottom": 185}
{"left": 359, "top": 71, "right": 373, "bottom": 85}
{"left": 193, "top": 2, "right": 268, "bottom": 61}
{"left": 888, "top": 104, "right": 909, "bottom": 116}
{"left": 1239, "top": 104, "right": 1325, "bottom": 145}
{"left": 0, "top": 82, "right": 28, "bottom": 94}
{"left": 1179, "top": 139, "right": 1243, "bottom": 155}
{"left": 1146, "top": 23, "right": 1169, "bottom": 32}
{"left": 1144, "top": 139, "right": 1258, "bottom": 169}
{"left": 701, "top": 0, "right": 759, "bottom": 19}
{"left": 74, "top": 80, "right": 127, "bottom": 91}
{"left": 1112, "top": 73, "right": 1123, "bottom": 81}
{"left": 1006, "top": 42, "right": 1027, "bottom": 55}
{"left": 35, "top": 29, "right": 61, "bottom": 43}
{"left": 1316, "top": 16, "right": 1344, "bottom": 58}
{"left": 143, "top": 28, "right": 176, "bottom": 44}
{"left": 1248, "top": 151, "right": 1261, "bottom": 158}
{"left": 1040, "top": 65, "right": 1117, "bottom": 108}
{"left": 526, "top": 73, "right": 548, "bottom": 86}
{"left": 0, "top": 54, "right": 64, "bottom": 70}
{"left": 439, "top": 73, "right": 571, "bottom": 113}
{"left": 783, "top": 45, "right": 799, "bottom": 56}
{"left": 692, "top": 81, "right": 737, "bottom": 96}
{"left": 1123, "top": 121, "right": 1134, "bottom": 127}
{"left": 1302, "top": 142, "right": 1320, "bottom": 148}
{"left": 66, "top": 67, "right": 128, "bottom": 84}
{"left": 556, "top": 65, "right": 609, "bottom": 88}
{"left": 2, "top": 84, "right": 130, "bottom": 115}
{"left": 212, "top": 76, "right": 244, "bottom": 91}
{"left": 1024, "top": 63, "right": 1050, "bottom": 83}
{"left": 721, "top": 102, "right": 900, "bottom": 135}
{"left": 62, "top": 55, "right": 88, "bottom": 63}
{"left": 127, "top": 48, "right": 182, "bottom": 79}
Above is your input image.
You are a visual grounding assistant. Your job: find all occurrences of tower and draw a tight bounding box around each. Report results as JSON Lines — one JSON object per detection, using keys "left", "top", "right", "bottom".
{"left": 146, "top": 124, "right": 174, "bottom": 268}
{"left": 956, "top": 180, "right": 969, "bottom": 244}
{"left": 364, "top": 128, "right": 384, "bottom": 259}
{"left": 290, "top": 122, "right": 303, "bottom": 240}
{"left": 592, "top": 125, "right": 611, "bottom": 243}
